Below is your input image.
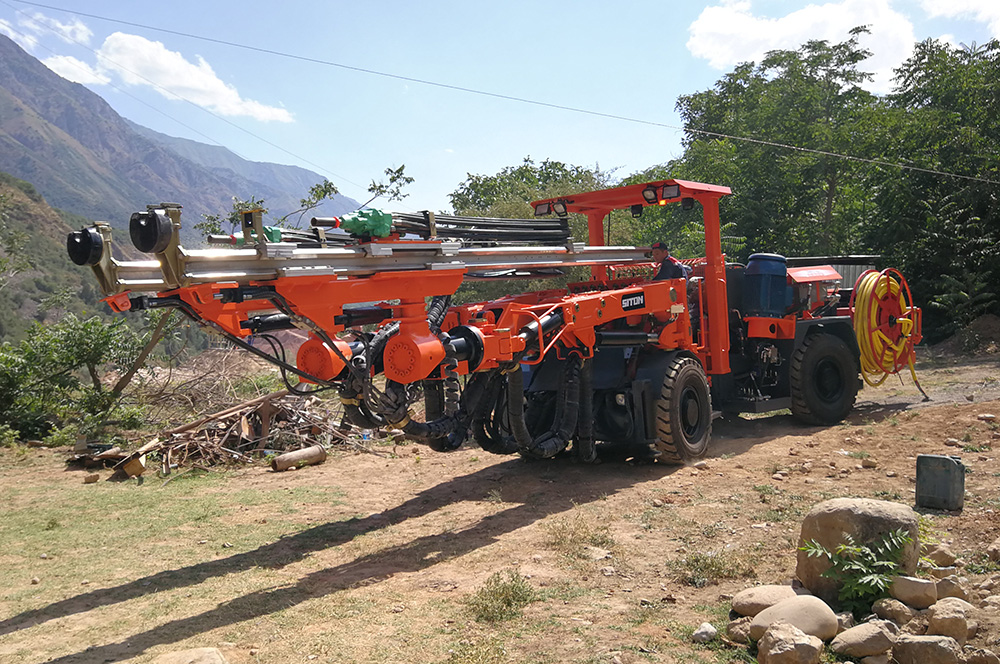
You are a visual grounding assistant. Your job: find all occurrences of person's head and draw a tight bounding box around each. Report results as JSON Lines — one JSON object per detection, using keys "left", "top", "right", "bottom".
{"left": 650, "top": 241, "right": 669, "bottom": 263}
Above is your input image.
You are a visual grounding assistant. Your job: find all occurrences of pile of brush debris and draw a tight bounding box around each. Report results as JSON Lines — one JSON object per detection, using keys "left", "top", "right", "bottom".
{"left": 70, "top": 390, "right": 388, "bottom": 480}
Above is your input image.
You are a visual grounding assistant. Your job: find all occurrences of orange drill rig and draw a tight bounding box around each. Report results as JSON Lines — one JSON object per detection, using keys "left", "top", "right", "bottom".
{"left": 67, "top": 179, "right": 923, "bottom": 462}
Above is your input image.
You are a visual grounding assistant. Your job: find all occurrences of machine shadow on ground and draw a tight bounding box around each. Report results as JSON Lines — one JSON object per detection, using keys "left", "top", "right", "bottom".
{"left": 2, "top": 455, "right": 680, "bottom": 663}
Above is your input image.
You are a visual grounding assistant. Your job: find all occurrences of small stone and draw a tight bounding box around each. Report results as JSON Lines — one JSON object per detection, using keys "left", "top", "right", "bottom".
{"left": 40, "top": 553, "right": 48, "bottom": 560}
{"left": 836, "top": 610, "right": 856, "bottom": 632}
{"left": 873, "top": 598, "right": 917, "bottom": 625}
{"left": 727, "top": 615, "right": 753, "bottom": 643}
{"left": 964, "top": 646, "right": 1000, "bottom": 664}
{"left": 936, "top": 576, "right": 969, "bottom": 601}
{"left": 693, "top": 460, "right": 709, "bottom": 470}
{"left": 30, "top": 577, "right": 39, "bottom": 584}
{"left": 886, "top": 470, "right": 898, "bottom": 477}
{"left": 222, "top": 542, "right": 233, "bottom": 549}
{"left": 987, "top": 536, "right": 1000, "bottom": 563}
{"left": 83, "top": 473, "right": 100, "bottom": 484}
{"left": 862, "top": 458, "right": 878, "bottom": 469}
{"left": 601, "top": 566, "right": 615, "bottom": 576}
{"left": 692, "top": 622, "right": 717, "bottom": 643}
{"left": 891, "top": 575, "right": 938, "bottom": 609}
{"left": 249, "top": 649, "right": 258, "bottom": 656}
{"left": 80, "top": 579, "right": 89, "bottom": 585}
{"left": 861, "top": 655, "right": 889, "bottom": 664}
{"left": 830, "top": 621, "right": 897, "bottom": 658}
{"left": 732, "top": 584, "right": 803, "bottom": 617}
{"left": 891, "top": 634, "right": 964, "bottom": 664}
{"left": 391, "top": 604, "right": 405, "bottom": 613}
{"left": 924, "top": 543, "right": 958, "bottom": 567}
{"left": 758, "top": 621, "right": 823, "bottom": 664}
{"left": 977, "top": 413, "right": 996, "bottom": 422}
{"left": 584, "top": 546, "right": 610, "bottom": 560}
{"left": 928, "top": 566, "right": 958, "bottom": 579}
{"left": 652, "top": 498, "right": 665, "bottom": 507}
{"left": 772, "top": 473, "right": 785, "bottom": 481}
{"left": 945, "top": 438, "right": 961, "bottom": 447}
{"left": 749, "top": 595, "right": 839, "bottom": 641}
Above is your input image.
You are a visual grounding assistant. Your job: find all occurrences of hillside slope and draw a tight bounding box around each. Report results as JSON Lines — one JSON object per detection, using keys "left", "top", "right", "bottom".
{"left": 0, "top": 35, "right": 358, "bottom": 238}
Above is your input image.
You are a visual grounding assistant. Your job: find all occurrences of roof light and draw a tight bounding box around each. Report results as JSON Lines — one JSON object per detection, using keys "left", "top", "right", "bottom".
{"left": 534, "top": 202, "right": 552, "bottom": 217}
{"left": 552, "top": 201, "right": 568, "bottom": 217}
{"left": 630, "top": 204, "right": 643, "bottom": 218}
{"left": 681, "top": 197, "right": 696, "bottom": 210}
{"left": 641, "top": 186, "right": 658, "bottom": 204}
{"left": 661, "top": 184, "right": 680, "bottom": 200}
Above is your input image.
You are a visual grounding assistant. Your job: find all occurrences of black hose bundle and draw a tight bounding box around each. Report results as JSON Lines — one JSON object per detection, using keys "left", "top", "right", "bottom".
{"left": 506, "top": 354, "right": 583, "bottom": 459}
{"left": 471, "top": 372, "right": 520, "bottom": 455}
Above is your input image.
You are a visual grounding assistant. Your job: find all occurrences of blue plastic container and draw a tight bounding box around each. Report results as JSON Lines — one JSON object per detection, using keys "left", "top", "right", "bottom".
{"left": 743, "top": 253, "right": 788, "bottom": 318}
{"left": 915, "top": 455, "right": 965, "bottom": 511}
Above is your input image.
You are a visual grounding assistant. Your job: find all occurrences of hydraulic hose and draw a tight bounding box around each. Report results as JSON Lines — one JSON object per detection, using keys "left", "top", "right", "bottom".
{"left": 575, "top": 357, "right": 596, "bottom": 463}
{"left": 851, "top": 269, "right": 928, "bottom": 399}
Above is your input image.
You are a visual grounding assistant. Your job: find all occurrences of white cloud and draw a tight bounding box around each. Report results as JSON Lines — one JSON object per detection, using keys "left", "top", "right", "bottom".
{"left": 19, "top": 12, "right": 92, "bottom": 45}
{"left": 96, "top": 32, "right": 293, "bottom": 123}
{"left": 920, "top": 0, "right": 1000, "bottom": 38}
{"left": 686, "top": 0, "right": 917, "bottom": 93}
{"left": 0, "top": 18, "right": 39, "bottom": 51}
{"left": 42, "top": 55, "right": 110, "bottom": 85}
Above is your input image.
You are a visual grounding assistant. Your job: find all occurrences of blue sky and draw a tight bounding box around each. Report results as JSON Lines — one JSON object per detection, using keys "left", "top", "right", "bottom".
{"left": 1, "top": 0, "right": 998, "bottom": 214}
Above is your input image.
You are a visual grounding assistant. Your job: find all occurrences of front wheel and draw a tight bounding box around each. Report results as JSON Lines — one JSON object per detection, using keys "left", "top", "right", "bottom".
{"left": 654, "top": 357, "right": 712, "bottom": 463}
{"left": 790, "top": 333, "right": 859, "bottom": 425}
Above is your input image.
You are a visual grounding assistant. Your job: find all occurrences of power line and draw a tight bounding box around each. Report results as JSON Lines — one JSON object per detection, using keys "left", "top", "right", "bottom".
{"left": 7, "top": 0, "right": 1000, "bottom": 188}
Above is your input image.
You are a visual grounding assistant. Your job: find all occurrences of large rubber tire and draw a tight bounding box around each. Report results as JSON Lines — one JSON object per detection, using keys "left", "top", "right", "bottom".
{"left": 655, "top": 357, "right": 712, "bottom": 463}
{"left": 790, "top": 333, "right": 859, "bottom": 425}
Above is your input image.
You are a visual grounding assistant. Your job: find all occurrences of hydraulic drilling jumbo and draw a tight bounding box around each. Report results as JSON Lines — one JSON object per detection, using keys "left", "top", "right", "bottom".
{"left": 67, "top": 179, "right": 924, "bottom": 463}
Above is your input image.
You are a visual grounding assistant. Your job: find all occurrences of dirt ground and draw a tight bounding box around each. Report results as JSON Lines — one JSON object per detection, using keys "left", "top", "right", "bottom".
{"left": 2, "top": 349, "right": 1000, "bottom": 664}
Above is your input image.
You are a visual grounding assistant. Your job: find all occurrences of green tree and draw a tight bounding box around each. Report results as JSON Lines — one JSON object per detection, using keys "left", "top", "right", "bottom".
{"left": 0, "top": 314, "right": 145, "bottom": 439}
{"left": 674, "top": 28, "right": 877, "bottom": 257}
{"left": 448, "top": 158, "right": 616, "bottom": 302}
{"left": 863, "top": 39, "right": 1000, "bottom": 340}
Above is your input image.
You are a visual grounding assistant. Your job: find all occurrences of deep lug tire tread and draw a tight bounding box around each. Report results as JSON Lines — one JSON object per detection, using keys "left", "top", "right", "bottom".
{"left": 654, "top": 357, "right": 712, "bottom": 464}
{"left": 790, "top": 333, "right": 859, "bottom": 425}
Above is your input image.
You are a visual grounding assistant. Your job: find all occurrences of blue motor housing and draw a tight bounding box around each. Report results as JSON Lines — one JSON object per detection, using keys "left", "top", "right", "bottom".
{"left": 743, "top": 253, "right": 788, "bottom": 318}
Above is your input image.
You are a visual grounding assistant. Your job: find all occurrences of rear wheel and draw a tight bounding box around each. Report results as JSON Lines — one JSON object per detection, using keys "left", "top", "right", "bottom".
{"left": 790, "top": 333, "right": 859, "bottom": 425}
{"left": 655, "top": 357, "right": 712, "bottom": 463}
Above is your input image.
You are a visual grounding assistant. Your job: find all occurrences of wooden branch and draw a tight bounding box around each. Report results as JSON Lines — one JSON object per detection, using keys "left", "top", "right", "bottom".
{"left": 162, "top": 389, "right": 289, "bottom": 436}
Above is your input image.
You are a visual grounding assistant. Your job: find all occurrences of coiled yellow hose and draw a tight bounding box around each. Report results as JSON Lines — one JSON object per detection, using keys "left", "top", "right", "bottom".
{"left": 851, "top": 269, "right": 928, "bottom": 398}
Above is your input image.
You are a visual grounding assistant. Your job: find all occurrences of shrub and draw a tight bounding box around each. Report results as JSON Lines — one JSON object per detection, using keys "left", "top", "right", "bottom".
{"left": 466, "top": 569, "right": 537, "bottom": 623}
{"left": 800, "top": 528, "right": 912, "bottom": 615}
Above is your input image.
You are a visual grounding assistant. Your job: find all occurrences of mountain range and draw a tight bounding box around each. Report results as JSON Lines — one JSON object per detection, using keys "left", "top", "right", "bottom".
{"left": 0, "top": 34, "right": 359, "bottom": 239}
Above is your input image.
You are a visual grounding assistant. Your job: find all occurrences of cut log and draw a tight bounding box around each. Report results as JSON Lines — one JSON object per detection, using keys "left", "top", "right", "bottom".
{"left": 271, "top": 445, "right": 327, "bottom": 472}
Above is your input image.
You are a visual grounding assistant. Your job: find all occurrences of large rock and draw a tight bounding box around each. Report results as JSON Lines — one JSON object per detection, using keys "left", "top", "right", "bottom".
{"left": 829, "top": 621, "right": 896, "bottom": 658}
{"left": 891, "top": 575, "right": 938, "bottom": 609}
{"left": 732, "top": 585, "right": 807, "bottom": 617}
{"left": 749, "top": 595, "right": 839, "bottom": 641}
{"left": 926, "top": 597, "right": 976, "bottom": 647}
{"left": 891, "top": 634, "right": 964, "bottom": 664}
{"left": 873, "top": 598, "right": 916, "bottom": 626}
{"left": 796, "top": 499, "right": 919, "bottom": 605}
{"left": 152, "top": 649, "right": 229, "bottom": 664}
{"left": 757, "top": 621, "right": 823, "bottom": 664}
